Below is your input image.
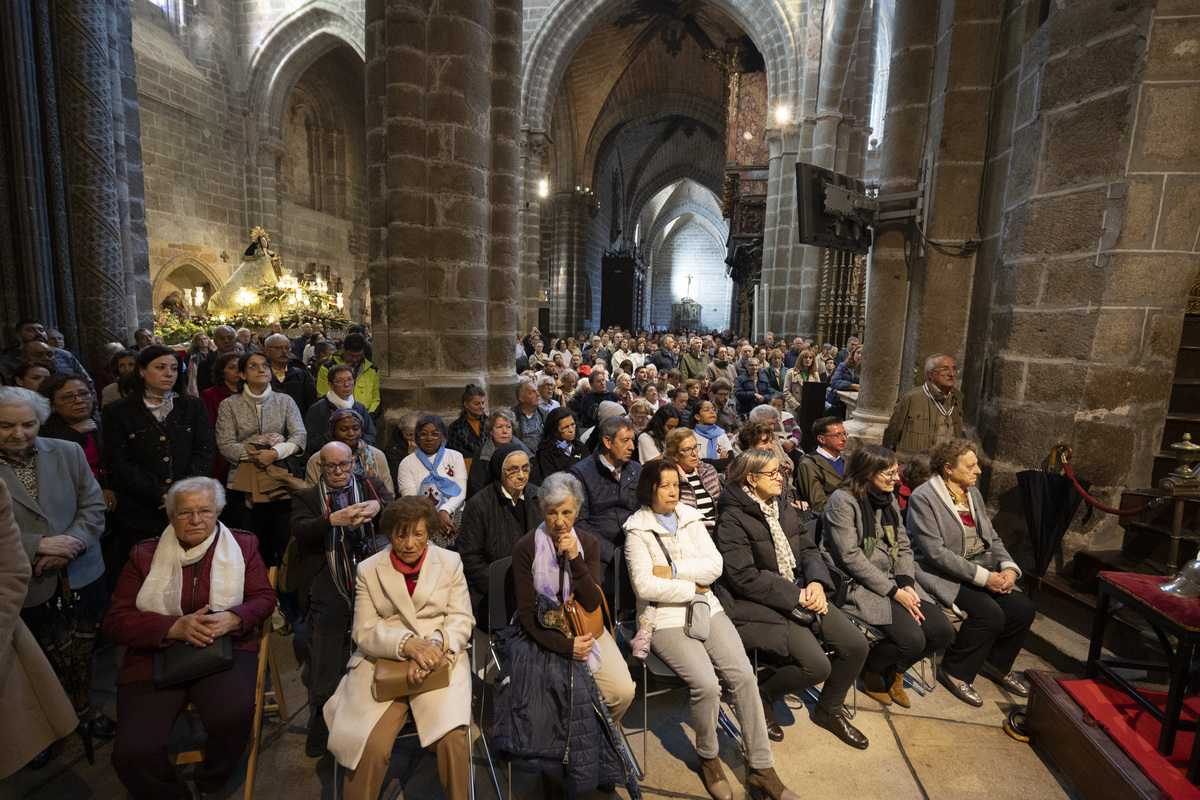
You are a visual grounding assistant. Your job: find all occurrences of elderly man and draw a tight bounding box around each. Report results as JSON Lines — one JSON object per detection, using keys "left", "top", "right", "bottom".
{"left": 763, "top": 331, "right": 776, "bottom": 351}
{"left": 734, "top": 342, "right": 755, "bottom": 376}
{"left": 679, "top": 337, "right": 711, "bottom": 382}
{"left": 291, "top": 322, "right": 313, "bottom": 361}
{"left": 883, "top": 353, "right": 965, "bottom": 464}
{"left": 317, "top": 333, "right": 379, "bottom": 416}
{"left": 0, "top": 386, "right": 109, "bottom": 740}
{"left": 513, "top": 378, "right": 548, "bottom": 451}
{"left": 303, "top": 364, "right": 378, "bottom": 458}
{"left": 836, "top": 336, "right": 860, "bottom": 366}
{"left": 647, "top": 335, "right": 679, "bottom": 374}
{"left": 570, "top": 416, "right": 642, "bottom": 565}
{"left": 579, "top": 368, "right": 620, "bottom": 429}
{"left": 796, "top": 416, "right": 847, "bottom": 514}
{"left": 196, "top": 325, "right": 239, "bottom": 393}
{"left": 264, "top": 333, "right": 317, "bottom": 415}
{"left": 291, "top": 441, "right": 391, "bottom": 757}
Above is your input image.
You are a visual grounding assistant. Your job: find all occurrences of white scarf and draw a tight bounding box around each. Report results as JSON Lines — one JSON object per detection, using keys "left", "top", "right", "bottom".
{"left": 244, "top": 384, "right": 273, "bottom": 404}
{"left": 326, "top": 390, "right": 355, "bottom": 410}
{"left": 144, "top": 391, "right": 175, "bottom": 424}
{"left": 136, "top": 522, "right": 245, "bottom": 615}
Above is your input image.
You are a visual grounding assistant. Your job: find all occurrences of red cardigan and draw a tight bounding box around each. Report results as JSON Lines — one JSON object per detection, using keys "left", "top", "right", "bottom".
{"left": 102, "top": 530, "right": 276, "bottom": 686}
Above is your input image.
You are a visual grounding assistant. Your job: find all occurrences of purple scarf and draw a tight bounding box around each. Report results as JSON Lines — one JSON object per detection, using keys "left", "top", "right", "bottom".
{"left": 532, "top": 523, "right": 601, "bottom": 672}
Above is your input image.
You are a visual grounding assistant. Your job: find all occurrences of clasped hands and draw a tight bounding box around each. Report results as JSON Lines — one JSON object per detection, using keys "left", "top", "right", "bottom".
{"left": 797, "top": 581, "right": 828, "bottom": 615}
{"left": 167, "top": 604, "right": 242, "bottom": 647}
{"left": 34, "top": 534, "right": 86, "bottom": 577}
{"left": 403, "top": 635, "right": 447, "bottom": 686}
{"left": 986, "top": 569, "right": 1019, "bottom": 595}
{"left": 893, "top": 585, "right": 924, "bottom": 622}
{"left": 329, "top": 500, "right": 381, "bottom": 528}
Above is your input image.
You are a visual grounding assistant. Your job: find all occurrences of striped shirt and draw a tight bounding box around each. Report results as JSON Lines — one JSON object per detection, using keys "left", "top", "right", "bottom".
{"left": 687, "top": 470, "right": 715, "bottom": 525}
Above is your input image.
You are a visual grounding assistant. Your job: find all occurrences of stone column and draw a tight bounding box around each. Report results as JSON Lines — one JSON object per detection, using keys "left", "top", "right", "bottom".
{"left": 53, "top": 0, "right": 135, "bottom": 363}
{"left": 367, "top": 0, "right": 522, "bottom": 419}
{"left": 518, "top": 130, "right": 549, "bottom": 335}
{"left": 845, "top": 0, "right": 938, "bottom": 445}
{"left": 487, "top": 0, "right": 522, "bottom": 405}
{"left": 760, "top": 125, "right": 801, "bottom": 338}
{"left": 547, "top": 191, "right": 590, "bottom": 337}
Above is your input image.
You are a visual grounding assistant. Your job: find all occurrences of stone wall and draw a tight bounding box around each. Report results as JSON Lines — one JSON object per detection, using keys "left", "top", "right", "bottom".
{"left": 962, "top": 0, "right": 1200, "bottom": 566}
{"left": 647, "top": 221, "right": 733, "bottom": 331}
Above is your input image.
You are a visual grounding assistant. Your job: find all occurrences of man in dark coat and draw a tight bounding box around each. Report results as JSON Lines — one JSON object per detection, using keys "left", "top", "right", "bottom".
{"left": 290, "top": 442, "right": 392, "bottom": 758}
{"left": 569, "top": 416, "right": 641, "bottom": 564}
{"left": 647, "top": 335, "right": 679, "bottom": 373}
{"left": 264, "top": 334, "right": 317, "bottom": 416}
{"left": 578, "top": 369, "right": 620, "bottom": 429}
{"left": 291, "top": 322, "right": 313, "bottom": 361}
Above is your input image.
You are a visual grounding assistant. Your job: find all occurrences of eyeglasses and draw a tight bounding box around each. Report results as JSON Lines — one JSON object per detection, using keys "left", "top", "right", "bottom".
{"left": 322, "top": 460, "right": 354, "bottom": 472}
{"left": 175, "top": 508, "right": 216, "bottom": 519}
{"left": 677, "top": 444, "right": 700, "bottom": 455}
{"left": 821, "top": 431, "right": 848, "bottom": 438}
{"left": 754, "top": 468, "right": 781, "bottom": 479}
{"left": 502, "top": 465, "right": 532, "bottom": 476}
{"left": 417, "top": 430, "right": 442, "bottom": 440}
{"left": 57, "top": 391, "right": 91, "bottom": 403}
{"left": 878, "top": 469, "right": 899, "bottom": 480}
{"left": 932, "top": 366, "right": 959, "bottom": 375}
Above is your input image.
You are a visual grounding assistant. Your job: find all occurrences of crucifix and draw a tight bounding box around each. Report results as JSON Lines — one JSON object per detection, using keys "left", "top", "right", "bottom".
{"left": 686, "top": 274, "right": 693, "bottom": 296}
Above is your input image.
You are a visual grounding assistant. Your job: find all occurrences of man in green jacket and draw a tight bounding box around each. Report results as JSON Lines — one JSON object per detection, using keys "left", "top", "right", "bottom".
{"left": 882, "top": 353, "right": 964, "bottom": 463}
{"left": 316, "top": 332, "right": 380, "bottom": 416}
{"left": 679, "top": 337, "right": 711, "bottom": 382}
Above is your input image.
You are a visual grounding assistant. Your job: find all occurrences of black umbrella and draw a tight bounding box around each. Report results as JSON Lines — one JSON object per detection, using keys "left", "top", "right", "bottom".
{"left": 1017, "top": 469, "right": 1087, "bottom": 577}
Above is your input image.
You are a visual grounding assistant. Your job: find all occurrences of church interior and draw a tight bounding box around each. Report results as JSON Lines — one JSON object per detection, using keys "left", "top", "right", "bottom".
{"left": 2, "top": 0, "right": 1200, "bottom": 798}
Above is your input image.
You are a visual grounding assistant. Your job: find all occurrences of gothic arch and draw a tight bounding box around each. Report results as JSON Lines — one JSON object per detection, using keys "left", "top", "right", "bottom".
{"left": 647, "top": 201, "right": 729, "bottom": 255}
{"left": 151, "top": 254, "right": 224, "bottom": 308}
{"left": 521, "top": 0, "right": 798, "bottom": 136}
{"left": 627, "top": 164, "right": 724, "bottom": 241}
{"left": 245, "top": 5, "right": 366, "bottom": 141}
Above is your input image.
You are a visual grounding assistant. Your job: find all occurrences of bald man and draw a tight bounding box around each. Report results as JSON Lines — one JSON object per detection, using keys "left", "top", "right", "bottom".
{"left": 290, "top": 441, "right": 392, "bottom": 757}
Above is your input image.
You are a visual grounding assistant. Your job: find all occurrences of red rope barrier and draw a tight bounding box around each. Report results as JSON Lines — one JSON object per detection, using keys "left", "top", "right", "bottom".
{"left": 1062, "top": 462, "right": 1159, "bottom": 517}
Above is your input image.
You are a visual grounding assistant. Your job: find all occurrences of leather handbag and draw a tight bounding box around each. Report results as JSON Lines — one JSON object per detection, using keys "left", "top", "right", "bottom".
{"left": 153, "top": 636, "right": 234, "bottom": 689}
{"left": 372, "top": 653, "right": 455, "bottom": 702}
{"left": 562, "top": 593, "right": 607, "bottom": 639}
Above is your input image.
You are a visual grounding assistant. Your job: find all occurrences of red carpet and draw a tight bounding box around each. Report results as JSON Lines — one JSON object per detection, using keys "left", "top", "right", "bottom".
{"left": 1060, "top": 677, "right": 1200, "bottom": 799}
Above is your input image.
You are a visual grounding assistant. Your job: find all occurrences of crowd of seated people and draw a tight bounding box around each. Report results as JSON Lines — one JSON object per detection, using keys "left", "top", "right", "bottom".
{"left": 0, "top": 318, "right": 1036, "bottom": 800}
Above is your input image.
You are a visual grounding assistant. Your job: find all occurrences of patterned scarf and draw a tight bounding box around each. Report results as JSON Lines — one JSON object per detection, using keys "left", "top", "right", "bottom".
{"left": 752, "top": 493, "right": 796, "bottom": 582}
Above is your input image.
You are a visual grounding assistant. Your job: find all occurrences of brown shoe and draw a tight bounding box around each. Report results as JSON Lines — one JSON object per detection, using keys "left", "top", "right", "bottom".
{"left": 860, "top": 668, "right": 892, "bottom": 706}
{"left": 747, "top": 766, "right": 800, "bottom": 800}
{"left": 699, "top": 756, "right": 733, "bottom": 800}
{"left": 761, "top": 691, "right": 784, "bottom": 741}
{"left": 888, "top": 671, "right": 912, "bottom": 708}
{"left": 811, "top": 705, "right": 869, "bottom": 749}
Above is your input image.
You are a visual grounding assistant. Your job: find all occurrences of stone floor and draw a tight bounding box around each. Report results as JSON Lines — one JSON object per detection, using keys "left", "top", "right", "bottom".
{"left": 12, "top": 620, "right": 1081, "bottom": 800}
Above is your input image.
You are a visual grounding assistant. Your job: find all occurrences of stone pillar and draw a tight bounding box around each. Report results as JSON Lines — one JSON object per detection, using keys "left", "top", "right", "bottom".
{"left": 487, "top": 0, "right": 522, "bottom": 405}
{"left": 760, "top": 126, "right": 801, "bottom": 337}
{"left": 547, "top": 191, "right": 590, "bottom": 337}
{"left": 844, "top": 0, "right": 938, "bottom": 445}
{"left": 53, "top": 0, "right": 142, "bottom": 363}
{"left": 367, "top": 0, "right": 522, "bottom": 419}
{"left": 518, "top": 130, "right": 549, "bottom": 335}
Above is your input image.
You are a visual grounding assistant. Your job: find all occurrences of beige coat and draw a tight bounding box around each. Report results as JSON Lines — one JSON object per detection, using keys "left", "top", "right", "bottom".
{"left": 0, "top": 482, "right": 77, "bottom": 779}
{"left": 324, "top": 545, "right": 474, "bottom": 769}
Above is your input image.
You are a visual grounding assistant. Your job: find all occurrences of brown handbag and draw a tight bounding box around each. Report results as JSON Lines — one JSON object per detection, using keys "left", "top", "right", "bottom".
{"left": 372, "top": 652, "right": 455, "bottom": 702}
{"left": 557, "top": 557, "right": 613, "bottom": 639}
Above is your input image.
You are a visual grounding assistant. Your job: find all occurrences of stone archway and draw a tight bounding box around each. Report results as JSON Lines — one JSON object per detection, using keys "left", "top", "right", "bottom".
{"left": 151, "top": 254, "right": 224, "bottom": 314}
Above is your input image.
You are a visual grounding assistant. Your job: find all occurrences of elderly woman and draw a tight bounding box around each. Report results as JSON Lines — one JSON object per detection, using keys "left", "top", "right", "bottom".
{"left": 497, "top": 472, "right": 637, "bottom": 796}
{"left": 714, "top": 450, "right": 869, "bottom": 749}
{"left": 614, "top": 373, "right": 637, "bottom": 412}
{"left": 533, "top": 407, "right": 587, "bottom": 483}
{"left": 215, "top": 351, "right": 305, "bottom": 566}
{"left": 103, "top": 346, "right": 216, "bottom": 560}
{"left": 39, "top": 372, "right": 106, "bottom": 486}
{"left": 303, "top": 364, "right": 377, "bottom": 459}
{"left": 735, "top": 357, "right": 771, "bottom": 416}
{"left": 907, "top": 439, "right": 1035, "bottom": 705}
{"left": 761, "top": 350, "right": 786, "bottom": 394}
{"left": 558, "top": 369, "right": 580, "bottom": 407}
{"left": 103, "top": 477, "right": 275, "bottom": 800}
{"left": 446, "top": 384, "right": 488, "bottom": 467}
{"left": 397, "top": 414, "right": 468, "bottom": 545}
{"left": 782, "top": 349, "right": 821, "bottom": 416}
{"left": 821, "top": 444, "right": 954, "bottom": 708}
{"left": 304, "top": 409, "right": 393, "bottom": 495}
{"left": 637, "top": 404, "right": 681, "bottom": 464}
{"left": 467, "top": 408, "right": 528, "bottom": 498}
{"left": 643, "top": 383, "right": 663, "bottom": 410}
{"left": 457, "top": 443, "right": 544, "bottom": 615}
{"left": 324, "top": 496, "right": 474, "bottom": 800}
{"left": 663, "top": 427, "right": 723, "bottom": 530}
{"left": 0, "top": 386, "right": 108, "bottom": 746}
{"left": 625, "top": 460, "right": 795, "bottom": 800}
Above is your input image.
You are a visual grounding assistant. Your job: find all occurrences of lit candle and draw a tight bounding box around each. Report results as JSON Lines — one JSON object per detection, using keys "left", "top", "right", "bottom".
{"left": 336, "top": 292, "right": 344, "bottom": 309}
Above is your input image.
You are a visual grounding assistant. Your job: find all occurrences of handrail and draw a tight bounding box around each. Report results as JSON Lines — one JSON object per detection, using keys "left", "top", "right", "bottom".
{"left": 1050, "top": 443, "right": 1162, "bottom": 517}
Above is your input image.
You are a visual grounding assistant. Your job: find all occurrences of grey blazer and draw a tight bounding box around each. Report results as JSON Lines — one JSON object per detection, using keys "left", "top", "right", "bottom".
{"left": 820, "top": 489, "right": 930, "bottom": 626}
{"left": 906, "top": 476, "right": 1021, "bottom": 607}
{"left": 0, "top": 438, "right": 106, "bottom": 607}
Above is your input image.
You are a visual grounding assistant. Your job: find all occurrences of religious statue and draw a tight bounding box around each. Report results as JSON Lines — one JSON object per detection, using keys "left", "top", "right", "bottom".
{"left": 207, "top": 227, "right": 286, "bottom": 316}
{"left": 160, "top": 290, "right": 186, "bottom": 318}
